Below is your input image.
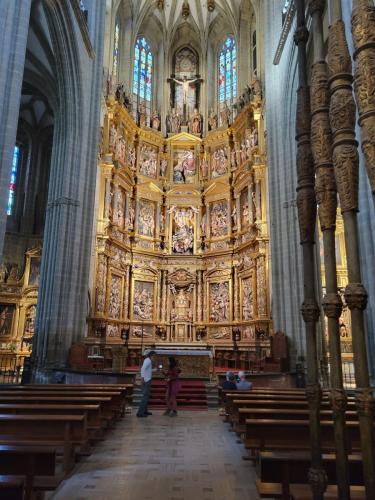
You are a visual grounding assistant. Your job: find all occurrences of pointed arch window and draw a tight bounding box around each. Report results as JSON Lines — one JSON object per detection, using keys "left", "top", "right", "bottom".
{"left": 112, "top": 18, "right": 120, "bottom": 78}
{"left": 133, "top": 36, "right": 153, "bottom": 124}
{"left": 7, "top": 145, "right": 20, "bottom": 216}
{"left": 218, "top": 36, "right": 237, "bottom": 109}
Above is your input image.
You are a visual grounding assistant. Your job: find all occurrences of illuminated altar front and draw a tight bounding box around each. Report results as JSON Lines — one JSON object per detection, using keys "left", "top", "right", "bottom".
{"left": 86, "top": 91, "right": 273, "bottom": 368}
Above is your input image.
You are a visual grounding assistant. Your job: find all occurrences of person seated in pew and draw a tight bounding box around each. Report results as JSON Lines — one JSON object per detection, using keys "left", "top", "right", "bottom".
{"left": 236, "top": 371, "right": 252, "bottom": 391}
{"left": 221, "top": 372, "right": 237, "bottom": 391}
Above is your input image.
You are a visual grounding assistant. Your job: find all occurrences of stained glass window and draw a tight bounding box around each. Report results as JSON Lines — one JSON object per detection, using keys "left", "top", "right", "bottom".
{"left": 7, "top": 145, "right": 20, "bottom": 216}
{"left": 133, "top": 37, "right": 153, "bottom": 124}
{"left": 113, "top": 19, "right": 120, "bottom": 78}
{"left": 218, "top": 36, "right": 237, "bottom": 110}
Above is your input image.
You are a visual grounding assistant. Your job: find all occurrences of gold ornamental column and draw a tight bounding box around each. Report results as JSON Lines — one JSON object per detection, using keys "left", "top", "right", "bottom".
{"left": 309, "top": 2, "right": 350, "bottom": 498}
{"left": 294, "top": 1, "right": 326, "bottom": 498}
{"left": 328, "top": 9, "right": 375, "bottom": 499}
{"left": 352, "top": 0, "right": 375, "bottom": 198}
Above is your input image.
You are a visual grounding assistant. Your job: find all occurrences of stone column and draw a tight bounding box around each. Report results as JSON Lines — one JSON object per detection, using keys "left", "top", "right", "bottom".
{"left": 351, "top": 0, "right": 375, "bottom": 202}
{"left": 328, "top": 9, "right": 375, "bottom": 497}
{"left": 33, "top": 0, "right": 106, "bottom": 371}
{"left": 309, "top": 2, "right": 350, "bottom": 498}
{"left": 294, "top": 1, "right": 326, "bottom": 498}
{"left": 0, "top": 0, "right": 32, "bottom": 257}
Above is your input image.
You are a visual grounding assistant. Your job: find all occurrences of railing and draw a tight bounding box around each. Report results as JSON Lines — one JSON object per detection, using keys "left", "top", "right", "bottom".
{"left": 0, "top": 354, "right": 28, "bottom": 384}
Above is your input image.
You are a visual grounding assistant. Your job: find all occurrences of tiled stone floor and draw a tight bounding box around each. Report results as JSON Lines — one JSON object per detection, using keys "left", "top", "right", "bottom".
{"left": 52, "top": 410, "right": 260, "bottom": 500}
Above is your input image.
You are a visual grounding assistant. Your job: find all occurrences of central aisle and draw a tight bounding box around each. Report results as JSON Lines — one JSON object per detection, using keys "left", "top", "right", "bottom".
{"left": 52, "top": 410, "right": 260, "bottom": 500}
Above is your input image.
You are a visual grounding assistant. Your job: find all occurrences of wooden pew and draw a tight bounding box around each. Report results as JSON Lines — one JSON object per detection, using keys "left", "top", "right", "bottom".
{"left": 0, "top": 413, "right": 87, "bottom": 472}
{"left": 0, "top": 395, "right": 116, "bottom": 424}
{"left": 0, "top": 403, "right": 103, "bottom": 438}
{"left": 229, "top": 398, "right": 357, "bottom": 427}
{"left": 0, "top": 475, "right": 25, "bottom": 500}
{"left": 0, "top": 444, "right": 62, "bottom": 499}
{"left": 257, "top": 450, "right": 363, "bottom": 499}
{"left": 244, "top": 419, "right": 367, "bottom": 455}
{"left": 234, "top": 407, "right": 359, "bottom": 433}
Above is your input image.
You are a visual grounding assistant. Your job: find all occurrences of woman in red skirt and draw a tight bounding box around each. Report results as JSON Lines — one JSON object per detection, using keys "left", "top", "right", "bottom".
{"left": 164, "top": 356, "right": 181, "bottom": 417}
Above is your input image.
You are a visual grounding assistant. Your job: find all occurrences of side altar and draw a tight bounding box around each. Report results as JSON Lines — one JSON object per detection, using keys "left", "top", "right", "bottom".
{"left": 145, "top": 348, "right": 212, "bottom": 379}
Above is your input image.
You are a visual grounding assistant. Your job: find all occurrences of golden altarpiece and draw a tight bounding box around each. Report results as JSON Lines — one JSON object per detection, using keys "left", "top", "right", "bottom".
{"left": 86, "top": 94, "right": 274, "bottom": 370}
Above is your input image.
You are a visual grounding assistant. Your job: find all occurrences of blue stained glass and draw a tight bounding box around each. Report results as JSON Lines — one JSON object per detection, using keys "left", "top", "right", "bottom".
{"left": 218, "top": 36, "right": 236, "bottom": 107}
{"left": 133, "top": 37, "right": 153, "bottom": 122}
{"left": 7, "top": 145, "right": 20, "bottom": 216}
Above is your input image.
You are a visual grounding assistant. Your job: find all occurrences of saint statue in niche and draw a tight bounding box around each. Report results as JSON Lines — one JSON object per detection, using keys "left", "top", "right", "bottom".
{"left": 220, "top": 103, "right": 231, "bottom": 127}
{"left": 167, "top": 108, "right": 181, "bottom": 134}
{"left": 189, "top": 108, "right": 202, "bottom": 134}
{"left": 173, "top": 150, "right": 196, "bottom": 183}
{"left": 160, "top": 158, "right": 168, "bottom": 177}
{"left": 138, "top": 102, "right": 147, "bottom": 128}
{"left": 151, "top": 109, "right": 160, "bottom": 130}
{"left": 208, "top": 108, "right": 218, "bottom": 130}
{"left": 242, "top": 279, "right": 253, "bottom": 320}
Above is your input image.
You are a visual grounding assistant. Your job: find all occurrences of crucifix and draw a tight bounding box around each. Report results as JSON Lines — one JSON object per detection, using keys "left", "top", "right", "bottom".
{"left": 168, "top": 74, "right": 203, "bottom": 125}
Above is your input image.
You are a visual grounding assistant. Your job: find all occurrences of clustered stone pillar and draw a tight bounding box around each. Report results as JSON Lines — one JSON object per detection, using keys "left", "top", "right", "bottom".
{"left": 351, "top": 0, "right": 375, "bottom": 202}
{"left": 0, "top": 0, "right": 32, "bottom": 257}
{"left": 294, "top": 1, "right": 327, "bottom": 498}
{"left": 309, "top": 1, "right": 350, "bottom": 498}
{"left": 327, "top": 6, "right": 375, "bottom": 498}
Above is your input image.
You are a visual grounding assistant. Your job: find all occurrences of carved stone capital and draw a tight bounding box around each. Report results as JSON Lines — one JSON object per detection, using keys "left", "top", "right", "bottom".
{"left": 344, "top": 283, "right": 368, "bottom": 310}
{"left": 352, "top": 0, "right": 375, "bottom": 54}
{"left": 329, "top": 388, "right": 347, "bottom": 412}
{"left": 297, "top": 186, "right": 317, "bottom": 243}
{"left": 359, "top": 114, "right": 375, "bottom": 193}
{"left": 309, "top": 0, "right": 326, "bottom": 15}
{"left": 296, "top": 86, "right": 312, "bottom": 138}
{"left": 322, "top": 293, "right": 342, "bottom": 318}
{"left": 301, "top": 300, "right": 320, "bottom": 323}
{"left": 310, "top": 61, "right": 330, "bottom": 113}
{"left": 327, "top": 20, "right": 352, "bottom": 78}
{"left": 332, "top": 143, "right": 359, "bottom": 213}
{"left": 306, "top": 384, "right": 322, "bottom": 407}
{"left": 294, "top": 26, "right": 309, "bottom": 46}
{"left": 355, "top": 388, "right": 375, "bottom": 417}
{"left": 329, "top": 88, "right": 357, "bottom": 135}
{"left": 308, "top": 467, "right": 328, "bottom": 496}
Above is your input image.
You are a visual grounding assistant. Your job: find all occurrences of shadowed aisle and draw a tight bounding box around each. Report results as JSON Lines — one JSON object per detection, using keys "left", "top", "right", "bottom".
{"left": 51, "top": 410, "right": 260, "bottom": 500}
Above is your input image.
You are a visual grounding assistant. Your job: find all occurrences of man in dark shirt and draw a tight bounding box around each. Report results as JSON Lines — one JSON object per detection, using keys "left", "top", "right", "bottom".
{"left": 221, "top": 371, "right": 237, "bottom": 390}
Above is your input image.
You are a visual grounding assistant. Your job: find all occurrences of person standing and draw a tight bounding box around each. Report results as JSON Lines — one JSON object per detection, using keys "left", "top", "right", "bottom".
{"left": 137, "top": 350, "right": 156, "bottom": 418}
{"left": 164, "top": 357, "right": 181, "bottom": 417}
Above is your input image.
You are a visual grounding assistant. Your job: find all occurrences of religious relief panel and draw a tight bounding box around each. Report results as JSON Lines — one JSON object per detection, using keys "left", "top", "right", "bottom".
{"left": 242, "top": 325, "right": 256, "bottom": 340}
{"left": 108, "top": 275, "right": 122, "bottom": 319}
{"left": 132, "top": 280, "right": 154, "bottom": 321}
{"left": 170, "top": 285, "right": 194, "bottom": 322}
{"left": 112, "top": 187, "right": 125, "bottom": 228}
{"left": 0, "top": 304, "right": 16, "bottom": 338}
{"left": 107, "top": 324, "right": 120, "bottom": 338}
{"left": 240, "top": 188, "right": 250, "bottom": 229}
{"left": 211, "top": 147, "right": 229, "bottom": 178}
{"left": 256, "top": 257, "right": 267, "bottom": 316}
{"left": 209, "top": 282, "right": 230, "bottom": 322}
{"left": 137, "top": 199, "right": 156, "bottom": 238}
{"left": 241, "top": 276, "right": 254, "bottom": 321}
{"left": 209, "top": 326, "right": 231, "bottom": 340}
{"left": 210, "top": 200, "right": 229, "bottom": 238}
{"left": 95, "top": 254, "right": 107, "bottom": 313}
{"left": 171, "top": 207, "right": 195, "bottom": 254}
{"left": 138, "top": 143, "right": 158, "bottom": 179}
{"left": 131, "top": 324, "right": 154, "bottom": 339}
{"left": 173, "top": 149, "right": 196, "bottom": 184}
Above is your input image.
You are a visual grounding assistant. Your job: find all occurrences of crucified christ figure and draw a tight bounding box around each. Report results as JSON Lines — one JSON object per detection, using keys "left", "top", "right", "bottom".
{"left": 173, "top": 75, "right": 199, "bottom": 106}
